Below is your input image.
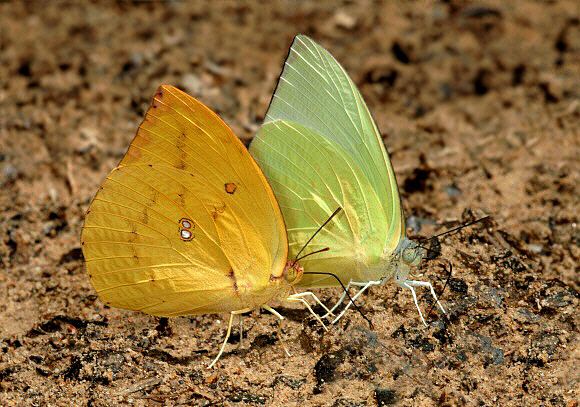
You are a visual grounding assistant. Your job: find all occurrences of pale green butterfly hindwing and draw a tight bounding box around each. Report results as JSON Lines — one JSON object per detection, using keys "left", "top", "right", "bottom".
{"left": 249, "top": 35, "right": 446, "bottom": 326}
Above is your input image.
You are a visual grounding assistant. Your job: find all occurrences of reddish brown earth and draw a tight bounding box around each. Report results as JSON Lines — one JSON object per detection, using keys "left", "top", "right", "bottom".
{"left": 0, "top": 1, "right": 578, "bottom": 406}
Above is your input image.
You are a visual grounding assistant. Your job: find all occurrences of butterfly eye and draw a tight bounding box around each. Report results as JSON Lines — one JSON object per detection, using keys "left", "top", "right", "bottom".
{"left": 402, "top": 248, "right": 417, "bottom": 264}
{"left": 285, "top": 268, "right": 297, "bottom": 283}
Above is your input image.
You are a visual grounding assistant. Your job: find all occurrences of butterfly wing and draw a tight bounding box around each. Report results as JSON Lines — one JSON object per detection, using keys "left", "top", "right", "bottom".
{"left": 82, "top": 85, "right": 288, "bottom": 316}
{"left": 250, "top": 35, "right": 404, "bottom": 287}
{"left": 251, "top": 120, "right": 390, "bottom": 287}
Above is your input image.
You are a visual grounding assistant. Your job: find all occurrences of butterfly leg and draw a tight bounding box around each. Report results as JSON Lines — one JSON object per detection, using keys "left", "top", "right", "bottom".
{"left": 322, "top": 280, "right": 354, "bottom": 318}
{"left": 402, "top": 281, "right": 428, "bottom": 327}
{"left": 262, "top": 305, "right": 291, "bottom": 357}
{"left": 404, "top": 280, "right": 447, "bottom": 314}
{"left": 286, "top": 295, "right": 328, "bottom": 331}
{"left": 288, "top": 291, "right": 334, "bottom": 317}
{"left": 324, "top": 280, "right": 375, "bottom": 319}
{"left": 208, "top": 309, "right": 250, "bottom": 369}
{"left": 331, "top": 280, "right": 382, "bottom": 324}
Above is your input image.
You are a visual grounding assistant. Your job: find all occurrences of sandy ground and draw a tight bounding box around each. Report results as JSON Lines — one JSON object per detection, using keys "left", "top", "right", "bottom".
{"left": 0, "top": 1, "right": 578, "bottom": 406}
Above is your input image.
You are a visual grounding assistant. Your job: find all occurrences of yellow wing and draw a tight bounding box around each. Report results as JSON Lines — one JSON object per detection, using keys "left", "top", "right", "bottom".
{"left": 81, "top": 85, "right": 288, "bottom": 316}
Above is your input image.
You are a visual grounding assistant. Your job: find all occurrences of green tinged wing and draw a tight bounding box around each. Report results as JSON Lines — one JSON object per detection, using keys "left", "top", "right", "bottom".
{"left": 251, "top": 120, "right": 389, "bottom": 287}
{"left": 250, "top": 35, "right": 405, "bottom": 286}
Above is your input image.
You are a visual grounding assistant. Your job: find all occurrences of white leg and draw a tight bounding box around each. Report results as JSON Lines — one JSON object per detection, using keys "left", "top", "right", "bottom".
{"left": 405, "top": 280, "right": 446, "bottom": 314}
{"left": 286, "top": 295, "right": 328, "bottom": 331}
{"left": 262, "top": 305, "right": 291, "bottom": 357}
{"left": 208, "top": 309, "right": 248, "bottom": 369}
{"left": 263, "top": 304, "right": 284, "bottom": 320}
{"left": 323, "top": 280, "right": 353, "bottom": 317}
{"left": 289, "top": 291, "right": 334, "bottom": 317}
{"left": 331, "top": 280, "right": 382, "bottom": 324}
{"left": 324, "top": 280, "right": 372, "bottom": 318}
{"left": 402, "top": 281, "right": 427, "bottom": 327}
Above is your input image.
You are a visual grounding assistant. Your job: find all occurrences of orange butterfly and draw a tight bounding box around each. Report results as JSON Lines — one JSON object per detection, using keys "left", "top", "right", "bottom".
{"left": 81, "top": 85, "right": 332, "bottom": 367}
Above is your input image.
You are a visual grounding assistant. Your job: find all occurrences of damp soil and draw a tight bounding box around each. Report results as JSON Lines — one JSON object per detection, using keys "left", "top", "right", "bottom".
{"left": 0, "top": 1, "right": 578, "bottom": 406}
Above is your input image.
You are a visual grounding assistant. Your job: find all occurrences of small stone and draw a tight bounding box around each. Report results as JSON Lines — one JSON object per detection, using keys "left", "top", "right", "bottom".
{"left": 445, "top": 184, "right": 462, "bottom": 197}
{"left": 542, "top": 289, "right": 574, "bottom": 308}
{"left": 515, "top": 308, "right": 540, "bottom": 323}
{"left": 482, "top": 287, "right": 504, "bottom": 307}
{"left": 2, "top": 164, "right": 19, "bottom": 185}
{"left": 103, "top": 352, "right": 125, "bottom": 373}
{"left": 472, "top": 333, "right": 504, "bottom": 365}
{"left": 375, "top": 388, "right": 397, "bottom": 405}
{"left": 334, "top": 11, "right": 357, "bottom": 30}
{"left": 449, "top": 278, "right": 468, "bottom": 294}
{"left": 272, "top": 375, "right": 305, "bottom": 390}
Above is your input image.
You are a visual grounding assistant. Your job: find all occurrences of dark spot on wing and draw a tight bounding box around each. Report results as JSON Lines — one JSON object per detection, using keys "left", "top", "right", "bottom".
{"left": 228, "top": 268, "right": 239, "bottom": 293}
{"left": 211, "top": 203, "right": 226, "bottom": 220}
{"left": 176, "top": 131, "right": 187, "bottom": 169}
{"left": 225, "top": 183, "right": 237, "bottom": 194}
{"left": 149, "top": 191, "right": 158, "bottom": 205}
{"left": 129, "top": 223, "right": 138, "bottom": 242}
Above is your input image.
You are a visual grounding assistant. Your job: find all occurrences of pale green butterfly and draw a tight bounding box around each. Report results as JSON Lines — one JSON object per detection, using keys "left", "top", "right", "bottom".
{"left": 249, "top": 35, "right": 445, "bottom": 326}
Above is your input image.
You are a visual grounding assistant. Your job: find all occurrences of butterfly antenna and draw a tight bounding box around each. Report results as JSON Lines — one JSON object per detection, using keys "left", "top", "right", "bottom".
{"left": 295, "top": 247, "right": 330, "bottom": 263}
{"left": 293, "top": 207, "right": 342, "bottom": 262}
{"left": 302, "top": 271, "right": 373, "bottom": 329}
{"left": 415, "top": 215, "right": 491, "bottom": 258}
{"left": 429, "top": 215, "right": 491, "bottom": 240}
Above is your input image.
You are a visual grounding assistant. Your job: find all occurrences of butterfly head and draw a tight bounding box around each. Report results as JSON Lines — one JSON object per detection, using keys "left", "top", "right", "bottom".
{"left": 283, "top": 260, "right": 304, "bottom": 285}
{"left": 393, "top": 239, "right": 425, "bottom": 285}
{"left": 401, "top": 240, "right": 424, "bottom": 267}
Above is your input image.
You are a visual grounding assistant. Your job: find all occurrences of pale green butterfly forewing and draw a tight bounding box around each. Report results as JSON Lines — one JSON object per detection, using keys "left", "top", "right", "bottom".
{"left": 264, "top": 35, "right": 403, "bottom": 246}
{"left": 251, "top": 120, "right": 389, "bottom": 287}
